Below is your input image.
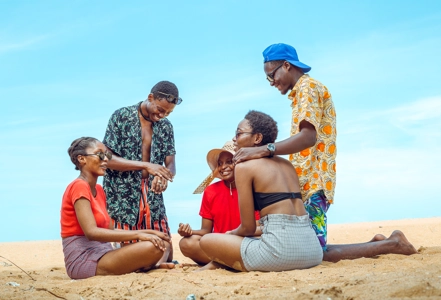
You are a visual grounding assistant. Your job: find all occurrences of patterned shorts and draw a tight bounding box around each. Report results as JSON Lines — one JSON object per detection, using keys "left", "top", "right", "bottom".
{"left": 241, "top": 214, "right": 323, "bottom": 271}
{"left": 113, "top": 179, "right": 171, "bottom": 246}
{"left": 62, "top": 235, "right": 113, "bottom": 279}
{"left": 304, "top": 190, "right": 330, "bottom": 251}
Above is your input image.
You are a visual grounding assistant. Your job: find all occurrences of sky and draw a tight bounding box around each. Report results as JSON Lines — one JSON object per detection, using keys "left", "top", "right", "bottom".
{"left": 1, "top": 1, "right": 440, "bottom": 242}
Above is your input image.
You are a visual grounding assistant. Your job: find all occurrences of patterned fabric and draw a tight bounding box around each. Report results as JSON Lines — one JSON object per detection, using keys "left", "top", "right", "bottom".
{"left": 113, "top": 179, "right": 171, "bottom": 246}
{"left": 304, "top": 190, "right": 330, "bottom": 250}
{"left": 103, "top": 102, "right": 176, "bottom": 226}
{"left": 240, "top": 214, "right": 323, "bottom": 271}
{"left": 288, "top": 74, "right": 337, "bottom": 204}
{"left": 62, "top": 235, "right": 113, "bottom": 279}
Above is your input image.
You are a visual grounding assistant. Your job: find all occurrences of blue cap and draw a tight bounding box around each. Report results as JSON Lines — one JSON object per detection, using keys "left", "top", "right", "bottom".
{"left": 263, "top": 43, "right": 311, "bottom": 73}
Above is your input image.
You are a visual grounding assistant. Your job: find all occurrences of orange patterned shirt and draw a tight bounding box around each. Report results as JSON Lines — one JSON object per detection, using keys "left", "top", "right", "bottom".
{"left": 288, "top": 74, "right": 337, "bottom": 204}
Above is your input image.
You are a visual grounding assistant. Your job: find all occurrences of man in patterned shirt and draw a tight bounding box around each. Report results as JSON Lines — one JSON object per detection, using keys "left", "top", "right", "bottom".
{"left": 103, "top": 80, "right": 182, "bottom": 262}
{"left": 234, "top": 43, "right": 416, "bottom": 261}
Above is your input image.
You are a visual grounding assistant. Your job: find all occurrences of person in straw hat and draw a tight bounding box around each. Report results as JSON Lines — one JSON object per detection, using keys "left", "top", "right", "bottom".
{"left": 178, "top": 141, "right": 260, "bottom": 265}
{"left": 199, "top": 110, "right": 324, "bottom": 272}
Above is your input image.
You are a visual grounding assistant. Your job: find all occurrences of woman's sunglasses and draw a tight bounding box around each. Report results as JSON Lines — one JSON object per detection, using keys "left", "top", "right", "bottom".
{"left": 83, "top": 151, "right": 112, "bottom": 160}
{"left": 156, "top": 91, "right": 183, "bottom": 105}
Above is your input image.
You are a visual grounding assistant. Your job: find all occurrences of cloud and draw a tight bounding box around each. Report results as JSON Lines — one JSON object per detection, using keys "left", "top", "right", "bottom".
{"left": 0, "top": 34, "right": 52, "bottom": 54}
{"left": 339, "top": 96, "right": 441, "bottom": 144}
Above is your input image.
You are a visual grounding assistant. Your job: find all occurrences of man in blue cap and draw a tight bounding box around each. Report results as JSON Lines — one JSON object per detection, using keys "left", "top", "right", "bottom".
{"left": 234, "top": 43, "right": 417, "bottom": 262}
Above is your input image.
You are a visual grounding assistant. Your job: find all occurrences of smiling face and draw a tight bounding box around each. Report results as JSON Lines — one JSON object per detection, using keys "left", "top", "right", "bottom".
{"left": 264, "top": 61, "right": 295, "bottom": 95}
{"left": 78, "top": 141, "right": 109, "bottom": 177}
{"left": 217, "top": 151, "right": 234, "bottom": 182}
{"left": 145, "top": 93, "right": 176, "bottom": 122}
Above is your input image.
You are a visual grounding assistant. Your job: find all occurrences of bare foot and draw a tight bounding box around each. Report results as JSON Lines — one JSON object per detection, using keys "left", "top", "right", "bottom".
{"left": 368, "top": 234, "right": 387, "bottom": 242}
{"left": 155, "top": 262, "right": 176, "bottom": 269}
{"left": 195, "top": 261, "right": 225, "bottom": 272}
{"left": 387, "top": 230, "right": 418, "bottom": 255}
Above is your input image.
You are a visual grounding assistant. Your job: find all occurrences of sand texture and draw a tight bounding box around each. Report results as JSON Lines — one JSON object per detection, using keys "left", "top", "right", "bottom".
{"left": 1, "top": 217, "right": 440, "bottom": 300}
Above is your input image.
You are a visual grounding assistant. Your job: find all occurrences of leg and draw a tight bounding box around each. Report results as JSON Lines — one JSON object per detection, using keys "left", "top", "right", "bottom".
{"left": 199, "top": 233, "right": 246, "bottom": 271}
{"left": 96, "top": 241, "right": 164, "bottom": 275}
{"left": 179, "top": 235, "right": 211, "bottom": 265}
{"left": 323, "top": 230, "right": 417, "bottom": 262}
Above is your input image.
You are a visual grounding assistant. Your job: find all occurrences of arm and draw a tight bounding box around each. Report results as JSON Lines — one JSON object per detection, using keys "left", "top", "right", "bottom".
{"left": 178, "top": 218, "right": 213, "bottom": 237}
{"left": 230, "top": 163, "right": 257, "bottom": 237}
{"left": 254, "top": 220, "right": 262, "bottom": 236}
{"left": 74, "top": 199, "right": 170, "bottom": 249}
{"left": 106, "top": 152, "right": 174, "bottom": 182}
{"left": 233, "top": 120, "right": 316, "bottom": 164}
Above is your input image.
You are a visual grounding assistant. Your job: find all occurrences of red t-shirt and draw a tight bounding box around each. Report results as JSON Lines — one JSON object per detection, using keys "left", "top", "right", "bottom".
{"left": 199, "top": 181, "right": 259, "bottom": 233}
{"left": 60, "top": 178, "right": 110, "bottom": 238}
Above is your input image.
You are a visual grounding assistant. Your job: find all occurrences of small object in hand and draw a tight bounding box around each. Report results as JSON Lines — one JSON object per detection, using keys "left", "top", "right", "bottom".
{"left": 186, "top": 294, "right": 196, "bottom": 300}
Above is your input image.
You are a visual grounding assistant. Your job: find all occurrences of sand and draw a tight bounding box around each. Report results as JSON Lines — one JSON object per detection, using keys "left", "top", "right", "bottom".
{"left": 1, "top": 217, "right": 440, "bottom": 300}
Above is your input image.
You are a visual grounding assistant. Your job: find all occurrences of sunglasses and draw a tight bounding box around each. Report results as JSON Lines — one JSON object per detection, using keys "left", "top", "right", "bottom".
{"left": 235, "top": 131, "right": 253, "bottom": 139}
{"left": 83, "top": 151, "right": 112, "bottom": 160}
{"left": 266, "top": 62, "right": 284, "bottom": 82}
{"left": 156, "top": 91, "right": 183, "bottom": 105}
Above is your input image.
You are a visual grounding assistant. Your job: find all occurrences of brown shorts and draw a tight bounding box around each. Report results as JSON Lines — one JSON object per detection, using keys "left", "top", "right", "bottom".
{"left": 62, "top": 235, "right": 113, "bottom": 279}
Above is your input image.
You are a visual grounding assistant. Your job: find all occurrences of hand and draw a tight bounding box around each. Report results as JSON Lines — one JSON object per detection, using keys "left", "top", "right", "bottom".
{"left": 138, "top": 233, "right": 167, "bottom": 251}
{"left": 151, "top": 175, "right": 168, "bottom": 194}
{"left": 233, "top": 146, "right": 269, "bottom": 164}
{"left": 145, "top": 163, "right": 174, "bottom": 182}
{"left": 178, "top": 223, "right": 192, "bottom": 237}
{"left": 152, "top": 230, "right": 171, "bottom": 241}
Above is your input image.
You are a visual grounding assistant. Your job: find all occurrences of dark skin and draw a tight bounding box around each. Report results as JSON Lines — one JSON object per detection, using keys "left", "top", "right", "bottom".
{"left": 106, "top": 93, "right": 176, "bottom": 192}
{"left": 233, "top": 60, "right": 418, "bottom": 263}
{"left": 178, "top": 152, "right": 262, "bottom": 265}
{"left": 233, "top": 61, "right": 316, "bottom": 164}
{"left": 105, "top": 93, "right": 177, "bottom": 261}
{"left": 73, "top": 142, "right": 173, "bottom": 275}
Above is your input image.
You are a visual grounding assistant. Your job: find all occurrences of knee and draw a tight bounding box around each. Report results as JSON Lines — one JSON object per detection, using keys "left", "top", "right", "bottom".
{"left": 139, "top": 241, "right": 164, "bottom": 259}
{"left": 179, "top": 236, "right": 200, "bottom": 256}
{"left": 199, "top": 234, "right": 212, "bottom": 252}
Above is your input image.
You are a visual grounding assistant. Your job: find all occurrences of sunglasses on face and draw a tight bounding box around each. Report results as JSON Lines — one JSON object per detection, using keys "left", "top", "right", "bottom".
{"left": 266, "top": 62, "right": 284, "bottom": 82}
{"left": 83, "top": 151, "right": 112, "bottom": 160}
{"left": 235, "top": 131, "right": 253, "bottom": 139}
{"left": 156, "top": 91, "right": 183, "bottom": 105}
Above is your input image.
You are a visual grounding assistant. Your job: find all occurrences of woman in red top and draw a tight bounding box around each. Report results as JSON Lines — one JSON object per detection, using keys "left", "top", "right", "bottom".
{"left": 178, "top": 141, "right": 260, "bottom": 265}
{"left": 61, "top": 137, "right": 173, "bottom": 279}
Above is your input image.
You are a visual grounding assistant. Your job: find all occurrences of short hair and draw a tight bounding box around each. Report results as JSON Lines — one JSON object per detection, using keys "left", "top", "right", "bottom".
{"left": 268, "top": 60, "right": 285, "bottom": 67}
{"left": 267, "top": 60, "right": 303, "bottom": 73}
{"left": 244, "top": 110, "right": 278, "bottom": 145}
{"left": 151, "top": 81, "right": 179, "bottom": 99}
{"left": 68, "top": 137, "right": 99, "bottom": 170}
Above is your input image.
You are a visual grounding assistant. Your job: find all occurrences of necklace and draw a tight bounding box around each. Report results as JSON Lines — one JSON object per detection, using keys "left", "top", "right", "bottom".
{"left": 138, "top": 102, "right": 152, "bottom": 122}
{"left": 229, "top": 180, "right": 235, "bottom": 196}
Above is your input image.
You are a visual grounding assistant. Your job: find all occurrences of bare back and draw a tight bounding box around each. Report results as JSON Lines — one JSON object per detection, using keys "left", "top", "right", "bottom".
{"left": 235, "top": 156, "right": 306, "bottom": 218}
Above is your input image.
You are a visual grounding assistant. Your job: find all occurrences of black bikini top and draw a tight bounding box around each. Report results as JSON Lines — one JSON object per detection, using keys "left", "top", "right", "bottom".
{"left": 253, "top": 192, "right": 302, "bottom": 211}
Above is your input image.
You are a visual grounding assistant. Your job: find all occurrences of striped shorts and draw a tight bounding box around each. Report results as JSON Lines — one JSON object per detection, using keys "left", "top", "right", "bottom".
{"left": 240, "top": 214, "right": 323, "bottom": 272}
{"left": 113, "top": 179, "right": 170, "bottom": 246}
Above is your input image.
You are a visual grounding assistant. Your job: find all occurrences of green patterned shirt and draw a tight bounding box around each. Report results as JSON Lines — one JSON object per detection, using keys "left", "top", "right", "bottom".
{"left": 103, "top": 102, "right": 176, "bottom": 226}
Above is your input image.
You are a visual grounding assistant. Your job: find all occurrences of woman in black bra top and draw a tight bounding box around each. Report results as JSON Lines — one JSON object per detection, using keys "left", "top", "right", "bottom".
{"left": 199, "top": 110, "right": 323, "bottom": 272}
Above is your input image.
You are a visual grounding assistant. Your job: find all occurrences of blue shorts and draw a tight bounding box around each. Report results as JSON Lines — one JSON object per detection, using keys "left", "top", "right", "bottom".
{"left": 304, "top": 190, "right": 330, "bottom": 251}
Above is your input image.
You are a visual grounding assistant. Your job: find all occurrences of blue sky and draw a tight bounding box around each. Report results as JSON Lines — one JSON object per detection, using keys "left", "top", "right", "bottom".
{"left": 1, "top": 1, "right": 440, "bottom": 242}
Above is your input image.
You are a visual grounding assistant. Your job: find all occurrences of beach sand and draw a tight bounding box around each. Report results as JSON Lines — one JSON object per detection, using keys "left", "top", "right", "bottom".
{"left": 1, "top": 217, "right": 440, "bottom": 300}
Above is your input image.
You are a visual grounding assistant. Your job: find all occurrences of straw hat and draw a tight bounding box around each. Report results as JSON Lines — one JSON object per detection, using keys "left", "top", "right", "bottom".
{"left": 193, "top": 141, "right": 235, "bottom": 194}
